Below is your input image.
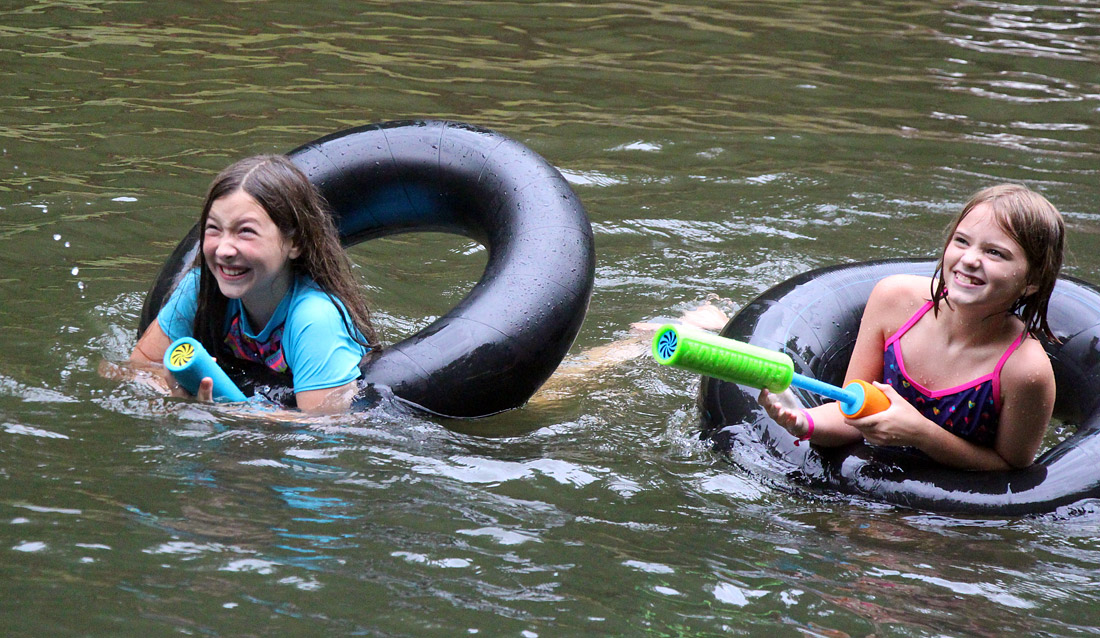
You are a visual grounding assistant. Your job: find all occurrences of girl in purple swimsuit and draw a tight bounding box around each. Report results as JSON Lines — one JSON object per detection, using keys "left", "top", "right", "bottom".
{"left": 759, "top": 184, "right": 1065, "bottom": 470}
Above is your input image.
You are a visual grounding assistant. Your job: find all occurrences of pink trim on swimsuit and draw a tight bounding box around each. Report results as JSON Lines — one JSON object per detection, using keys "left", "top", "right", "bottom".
{"left": 883, "top": 301, "right": 1024, "bottom": 413}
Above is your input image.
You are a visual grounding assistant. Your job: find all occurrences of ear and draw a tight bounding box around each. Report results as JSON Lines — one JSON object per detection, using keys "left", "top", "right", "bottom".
{"left": 1022, "top": 282, "right": 1039, "bottom": 298}
{"left": 288, "top": 243, "right": 302, "bottom": 260}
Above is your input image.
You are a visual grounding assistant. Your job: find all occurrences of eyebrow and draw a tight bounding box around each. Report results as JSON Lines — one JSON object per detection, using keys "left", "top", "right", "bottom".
{"left": 206, "top": 211, "right": 265, "bottom": 226}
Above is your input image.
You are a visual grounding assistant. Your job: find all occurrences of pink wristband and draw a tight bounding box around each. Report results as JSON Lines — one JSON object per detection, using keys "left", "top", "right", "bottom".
{"left": 794, "top": 409, "right": 815, "bottom": 446}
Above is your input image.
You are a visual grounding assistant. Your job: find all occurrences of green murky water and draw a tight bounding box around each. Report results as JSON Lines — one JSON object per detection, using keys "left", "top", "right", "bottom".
{"left": 3, "top": 1, "right": 1100, "bottom": 635}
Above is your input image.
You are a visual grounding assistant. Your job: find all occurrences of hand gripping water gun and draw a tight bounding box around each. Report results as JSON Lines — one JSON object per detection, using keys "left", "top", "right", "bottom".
{"left": 651, "top": 324, "right": 889, "bottom": 418}
{"left": 163, "top": 337, "right": 247, "bottom": 403}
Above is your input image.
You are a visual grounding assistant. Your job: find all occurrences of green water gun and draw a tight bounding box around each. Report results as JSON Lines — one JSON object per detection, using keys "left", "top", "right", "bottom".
{"left": 163, "top": 337, "right": 248, "bottom": 403}
{"left": 652, "top": 324, "right": 889, "bottom": 418}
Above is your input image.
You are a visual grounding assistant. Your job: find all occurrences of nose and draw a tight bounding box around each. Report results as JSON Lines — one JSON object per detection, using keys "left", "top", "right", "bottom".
{"left": 215, "top": 236, "right": 237, "bottom": 260}
{"left": 959, "top": 246, "right": 981, "bottom": 268}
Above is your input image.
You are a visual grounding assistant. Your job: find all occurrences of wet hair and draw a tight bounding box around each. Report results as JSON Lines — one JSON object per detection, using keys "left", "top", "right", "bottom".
{"left": 931, "top": 183, "right": 1064, "bottom": 341}
{"left": 191, "top": 155, "right": 379, "bottom": 356}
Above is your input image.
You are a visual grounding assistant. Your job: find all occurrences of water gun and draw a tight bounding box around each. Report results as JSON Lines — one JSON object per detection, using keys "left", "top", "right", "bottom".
{"left": 652, "top": 324, "right": 889, "bottom": 418}
{"left": 163, "top": 337, "right": 248, "bottom": 403}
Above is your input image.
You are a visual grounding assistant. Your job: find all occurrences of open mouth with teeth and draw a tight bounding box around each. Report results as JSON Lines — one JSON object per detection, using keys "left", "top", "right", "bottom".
{"left": 953, "top": 271, "right": 984, "bottom": 286}
{"left": 217, "top": 264, "right": 249, "bottom": 279}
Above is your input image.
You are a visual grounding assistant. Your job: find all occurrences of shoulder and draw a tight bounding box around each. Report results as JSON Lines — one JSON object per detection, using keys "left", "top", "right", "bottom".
{"left": 287, "top": 277, "right": 340, "bottom": 314}
{"left": 291, "top": 285, "right": 339, "bottom": 313}
{"left": 995, "top": 335, "right": 1055, "bottom": 466}
{"left": 156, "top": 268, "right": 202, "bottom": 341}
{"left": 868, "top": 274, "right": 930, "bottom": 302}
{"left": 1000, "top": 336, "right": 1055, "bottom": 394}
{"left": 284, "top": 278, "right": 353, "bottom": 334}
{"left": 862, "top": 275, "right": 931, "bottom": 331}
{"left": 170, "top": 267, "right": 201, "bottom": 296}
{"left": 162, "top": 268, "right": 202, "bottom": 310}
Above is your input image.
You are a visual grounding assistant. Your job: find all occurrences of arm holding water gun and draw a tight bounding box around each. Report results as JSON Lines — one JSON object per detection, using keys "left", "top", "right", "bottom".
{"left": 757, "top": 275, "right": 919, "bottom": 449}
{"left": 131, "top": 327, "right": 218, "bottom": 402}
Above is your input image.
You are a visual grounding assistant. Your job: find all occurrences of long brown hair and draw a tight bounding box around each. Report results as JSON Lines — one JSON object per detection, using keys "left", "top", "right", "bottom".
{"left": 931, "top": 184, "right": 1064, "bottom": 341}
{"left": 192, "top": 155, "right": 378, "bottom": 355}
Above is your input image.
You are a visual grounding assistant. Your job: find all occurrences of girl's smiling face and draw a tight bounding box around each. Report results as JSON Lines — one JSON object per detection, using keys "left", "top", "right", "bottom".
{"left": 943, "top": 202, "right": 1037, "bottom": 312}
{"left": 202, "top": 189, "right": 300, "bottom": 327}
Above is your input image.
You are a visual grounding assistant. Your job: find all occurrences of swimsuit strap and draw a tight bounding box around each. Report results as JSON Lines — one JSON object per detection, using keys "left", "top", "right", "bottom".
{"left": 991, "top": 331, "right": 1026, "bottom": 412}
{"left": 884, "top": 300, "right": 934, "bottom": 349}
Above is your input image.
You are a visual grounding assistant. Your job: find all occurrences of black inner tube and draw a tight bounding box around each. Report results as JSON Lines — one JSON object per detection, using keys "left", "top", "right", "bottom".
{"left": 698, "top": 259, "right": 1100, "bottom": 516}
{"left": 138, "top": 120, "right": 595, "bottom": 418}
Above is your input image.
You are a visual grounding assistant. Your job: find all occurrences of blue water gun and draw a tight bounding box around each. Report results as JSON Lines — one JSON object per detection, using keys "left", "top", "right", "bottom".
{"left": 163, "top": 337, "right": 247, "bottom": 403}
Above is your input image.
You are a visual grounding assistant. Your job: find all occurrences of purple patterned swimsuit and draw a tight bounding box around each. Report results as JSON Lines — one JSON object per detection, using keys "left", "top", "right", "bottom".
{"left": 223, "top": 312, "right": 289, "bottom": 374}
{"left": 882, "top": 301, "right": 1024, "bottom": 447}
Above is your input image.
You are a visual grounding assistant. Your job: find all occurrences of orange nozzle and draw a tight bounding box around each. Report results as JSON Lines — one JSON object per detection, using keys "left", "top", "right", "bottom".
{"left": 841, "top": 379, "right": 891, "bottom": 418}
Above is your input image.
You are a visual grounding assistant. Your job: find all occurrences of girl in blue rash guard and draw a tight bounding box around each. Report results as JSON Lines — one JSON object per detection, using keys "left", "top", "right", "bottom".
{"left": 131, "top": 155, "right": 379, "bottom": 413}
{"left": 759, "top": 184, "right": 1065, "bottom": 470}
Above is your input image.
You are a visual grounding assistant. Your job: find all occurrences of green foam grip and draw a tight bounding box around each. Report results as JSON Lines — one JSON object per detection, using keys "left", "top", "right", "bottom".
{"left": 652, "top": 324, "right": 794, "bottom": 392}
